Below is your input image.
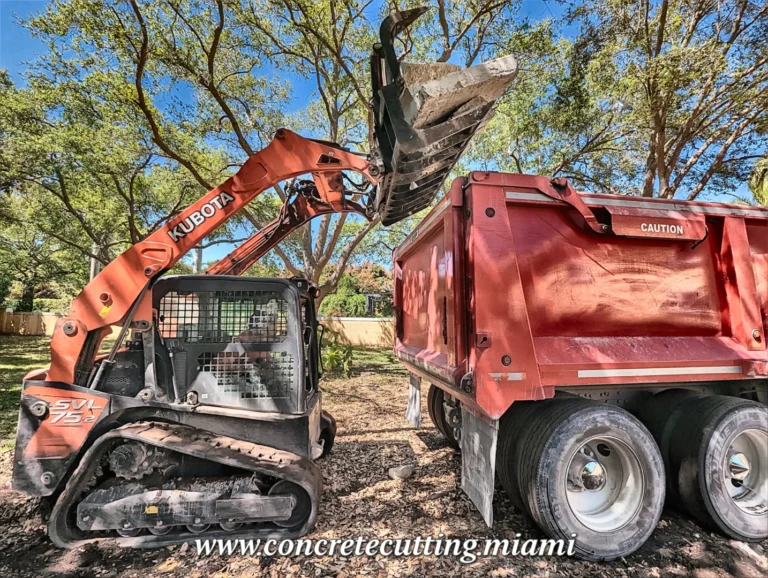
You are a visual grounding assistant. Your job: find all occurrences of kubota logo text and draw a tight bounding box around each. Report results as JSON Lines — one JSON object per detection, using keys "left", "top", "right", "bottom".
{"left": 50, "top": 398, "right": 104, "bottom": 425}
{"left": 168, "top": 191, "right": 236, "bottom": 242}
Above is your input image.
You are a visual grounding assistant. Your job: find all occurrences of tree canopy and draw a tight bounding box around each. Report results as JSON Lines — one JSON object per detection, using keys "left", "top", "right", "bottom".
{"left": 0, "top": 0, "right": 764, "bottom": 311}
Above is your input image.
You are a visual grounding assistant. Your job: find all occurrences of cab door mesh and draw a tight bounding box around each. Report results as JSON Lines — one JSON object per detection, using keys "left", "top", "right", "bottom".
{"left": 154, "top": 278, "right": 303, "bottom": 414}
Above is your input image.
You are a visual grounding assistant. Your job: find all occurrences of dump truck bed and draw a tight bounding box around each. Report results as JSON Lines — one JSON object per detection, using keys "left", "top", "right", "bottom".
{"left": 393, "top": 172, "right": 768, "bottom": 419}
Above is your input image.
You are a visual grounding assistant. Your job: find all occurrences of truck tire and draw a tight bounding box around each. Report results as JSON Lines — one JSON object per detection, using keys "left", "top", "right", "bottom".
{"left": 497, "top": 400, "right": 549, "bottom": 511}
{"left": 517, "top": 398, "right": 665, "bottom": 561}
{"left": 667, "top": 395, "right": 767, "bottom": 541}
{"left": 427, "top": 385, "right": 459, "bottom": 449}
{"left": 635, "top": 388, "right": 705, "bottom": 506}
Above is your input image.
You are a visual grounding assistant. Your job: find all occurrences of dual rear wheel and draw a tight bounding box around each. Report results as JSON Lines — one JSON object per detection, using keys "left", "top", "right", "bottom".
{"left": 428, "top": 386, "right": 767, "bottom": 559}
{"left": 638, "top": 391, "right": 768, "bottom": 541}
{"left": 495, "top": 393, "right": 767, "bottom": 561}
{"left": 498, "top": 397, "right": 664, "bottom": 561}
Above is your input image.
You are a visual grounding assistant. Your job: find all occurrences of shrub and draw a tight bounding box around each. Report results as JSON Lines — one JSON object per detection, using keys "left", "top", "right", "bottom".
{"left": 321, "top": 327, "right": 353, "bottom": 377}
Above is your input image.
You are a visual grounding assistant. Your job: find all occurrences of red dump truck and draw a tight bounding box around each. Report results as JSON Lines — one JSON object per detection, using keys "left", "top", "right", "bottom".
{"left": 394, "top": 172, "right": 768, "bottom": 560}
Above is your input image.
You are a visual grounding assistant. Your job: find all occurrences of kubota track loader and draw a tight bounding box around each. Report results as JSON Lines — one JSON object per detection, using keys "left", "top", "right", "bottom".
{"left": 11, "top": 8, "right": 517, "bottom": 548}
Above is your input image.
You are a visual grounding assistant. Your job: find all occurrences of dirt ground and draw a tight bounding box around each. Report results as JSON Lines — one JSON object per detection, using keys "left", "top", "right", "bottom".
{"left": 0, "top": 339, "right": 766, "bottom": 577}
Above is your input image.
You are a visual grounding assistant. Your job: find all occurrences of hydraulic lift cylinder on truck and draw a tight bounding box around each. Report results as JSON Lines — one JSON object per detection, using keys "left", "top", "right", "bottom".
{"left": 395, "top": 172, "right": 768, "bottom": 560}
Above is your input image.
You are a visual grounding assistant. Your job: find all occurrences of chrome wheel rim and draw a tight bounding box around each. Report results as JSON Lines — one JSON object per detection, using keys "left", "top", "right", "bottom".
{"left": 565, "top": 436, "right": 645, "bottom": 532}
{"left": 724, "top": 429, "right": 768, "bottom": 516}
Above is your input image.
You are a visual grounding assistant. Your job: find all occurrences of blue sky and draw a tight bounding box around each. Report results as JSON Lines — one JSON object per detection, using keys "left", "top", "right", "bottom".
{"left": 0, "top": 1, "right": 46, "bottom": 83}
{"left": 0, "top": 1, "right": 753, "bottom": 264}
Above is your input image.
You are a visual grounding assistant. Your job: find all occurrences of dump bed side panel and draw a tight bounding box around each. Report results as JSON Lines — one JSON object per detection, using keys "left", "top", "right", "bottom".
{"left": 393, "top": 173, "right": 767, "bottom": 419}
{"left": 394, "top": 180, "right": 470, "bottom": 394}
{"left": 395, "top": 173, "right": 767, "bottom": 420}
{"left": 467, "top": 174, "right": 767, "bottom": 418}
{"left": 399, "top": 226, "right": 449, "bottom": 356}
{"left": 748, "top": 221, "right": 768, "bottom": 333}
{"left": 512, "top": 205, "right": 723, "bottom": 338}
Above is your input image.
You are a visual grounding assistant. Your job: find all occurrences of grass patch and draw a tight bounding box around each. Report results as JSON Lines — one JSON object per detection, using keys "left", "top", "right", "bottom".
{"left": 0, "top": 335, "right": 51, "bottom": 451}
{"left": 350, "top": 346, "right": 406, "bottom": 376}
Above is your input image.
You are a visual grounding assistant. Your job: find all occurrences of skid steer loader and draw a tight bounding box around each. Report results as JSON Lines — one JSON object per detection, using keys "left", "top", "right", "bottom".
{"left": 11, "top": 8, "right": 517, "bottom": 547}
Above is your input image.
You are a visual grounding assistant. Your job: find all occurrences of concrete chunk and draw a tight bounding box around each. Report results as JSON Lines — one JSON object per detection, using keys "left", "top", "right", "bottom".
{"left": 400, "top": 62, "right": 461, "bottom": 86}
{"left": 401, "top": 54, "right": 518, "bottom": 129}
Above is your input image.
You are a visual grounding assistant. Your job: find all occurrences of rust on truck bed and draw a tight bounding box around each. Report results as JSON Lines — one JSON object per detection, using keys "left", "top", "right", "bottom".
{"left": 393, "top": 172, "right": 768, "bottom": 419}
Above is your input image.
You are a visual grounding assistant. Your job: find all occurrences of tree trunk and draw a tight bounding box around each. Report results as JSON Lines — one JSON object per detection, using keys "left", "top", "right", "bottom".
{"left": 18, "top": 281, "right": 35, "bottom": 312}
{"left": 641, "top": 144, "right": 656, "bottom": 197}
{"left": 193, "top": 247, "right": 203, "bottom": 274}
{"left": 89, "top": 241, "right": 100, "bottom": 280}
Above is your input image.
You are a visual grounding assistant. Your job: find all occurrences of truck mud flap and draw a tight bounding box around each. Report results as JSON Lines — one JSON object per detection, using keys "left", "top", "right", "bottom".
{"left": 48, "top": 421, "right": 322, "bottom": 548}
{"left": 405, "top": 374, "right": 422, "bottom": 428}
{"left": 369, "top": 8, "right": 517, "bottom": 225}
{"left": 460, "top": 408, "right": 499, "bottom": 526}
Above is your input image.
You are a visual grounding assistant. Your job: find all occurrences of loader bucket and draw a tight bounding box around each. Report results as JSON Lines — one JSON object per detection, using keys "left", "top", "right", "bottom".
{"left": 369, "top": 8, "right": 518, "bottom": 226}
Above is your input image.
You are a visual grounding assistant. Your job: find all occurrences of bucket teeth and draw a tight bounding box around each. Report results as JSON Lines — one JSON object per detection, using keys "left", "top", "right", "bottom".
{"left": 369, "top": 8, "right": 518, "bottom": 226}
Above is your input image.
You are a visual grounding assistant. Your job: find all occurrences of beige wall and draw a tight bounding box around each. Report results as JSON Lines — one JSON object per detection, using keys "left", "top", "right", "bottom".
{"left": 0, "top": 312, "right": 393, "bottom": 347}
{"left": 321, "top": 317, "right": 394, "bottom": 347}
{"left": 0, "top": 312, "right": 64, "bottom": 336}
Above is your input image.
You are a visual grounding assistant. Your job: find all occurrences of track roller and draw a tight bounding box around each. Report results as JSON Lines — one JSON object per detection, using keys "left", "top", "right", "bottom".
{"left": 268, "top": 480, "right": 311, "bottom": 530}
{"left": 185, "top": 524, "right": 211, "bottom": 534}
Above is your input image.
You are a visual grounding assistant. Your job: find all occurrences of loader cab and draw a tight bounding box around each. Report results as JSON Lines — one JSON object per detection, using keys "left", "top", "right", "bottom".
{"left": 152, "top": 275, "right": 319, "bottom": 415}
{"left": 100, "top": 276, "right": 321, "bottom": 415}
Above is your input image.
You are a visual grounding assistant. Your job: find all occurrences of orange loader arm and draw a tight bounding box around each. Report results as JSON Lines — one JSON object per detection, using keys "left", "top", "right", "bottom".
{"left": 205, "top": 191, "right": 369, "bottom": 277}
{"left": 48, "top": 129, "right": 377, "bottom": 384}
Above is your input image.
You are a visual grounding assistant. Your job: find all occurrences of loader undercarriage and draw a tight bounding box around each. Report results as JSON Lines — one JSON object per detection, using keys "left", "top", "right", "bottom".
{"left": 49, "top": 421, "right": 321, "bottom": 548}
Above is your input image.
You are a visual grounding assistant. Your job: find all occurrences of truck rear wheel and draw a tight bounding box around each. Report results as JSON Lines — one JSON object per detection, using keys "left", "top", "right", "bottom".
{"left": 517, "top": 398, "right": 665, "bottom": 561}
{"left": 667, "top": 395, "right": 768, "bottom": 541}
{"left": 497, "top": 401, "right": 543, "bottom": 511}
{"left": 427, "top": 385, "right": 459, "bottom": 449}
{"left": 635, "top": 388, "right": 704, "bottom": 506}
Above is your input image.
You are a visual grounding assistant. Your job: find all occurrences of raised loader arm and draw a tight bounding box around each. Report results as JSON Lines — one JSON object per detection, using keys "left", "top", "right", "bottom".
{"left": 48, "top": 5, "right": 518, "bottom": 386}
{"left": 205, "top": 180, "right": 369, "bottom": 277}
{"left": 48, "top": 129, "right": 377, "bottom": 384}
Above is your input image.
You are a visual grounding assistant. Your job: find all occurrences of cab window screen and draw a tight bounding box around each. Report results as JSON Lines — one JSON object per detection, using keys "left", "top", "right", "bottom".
{"left": 158, "top": 290, "right": 289, "bottom": 343}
